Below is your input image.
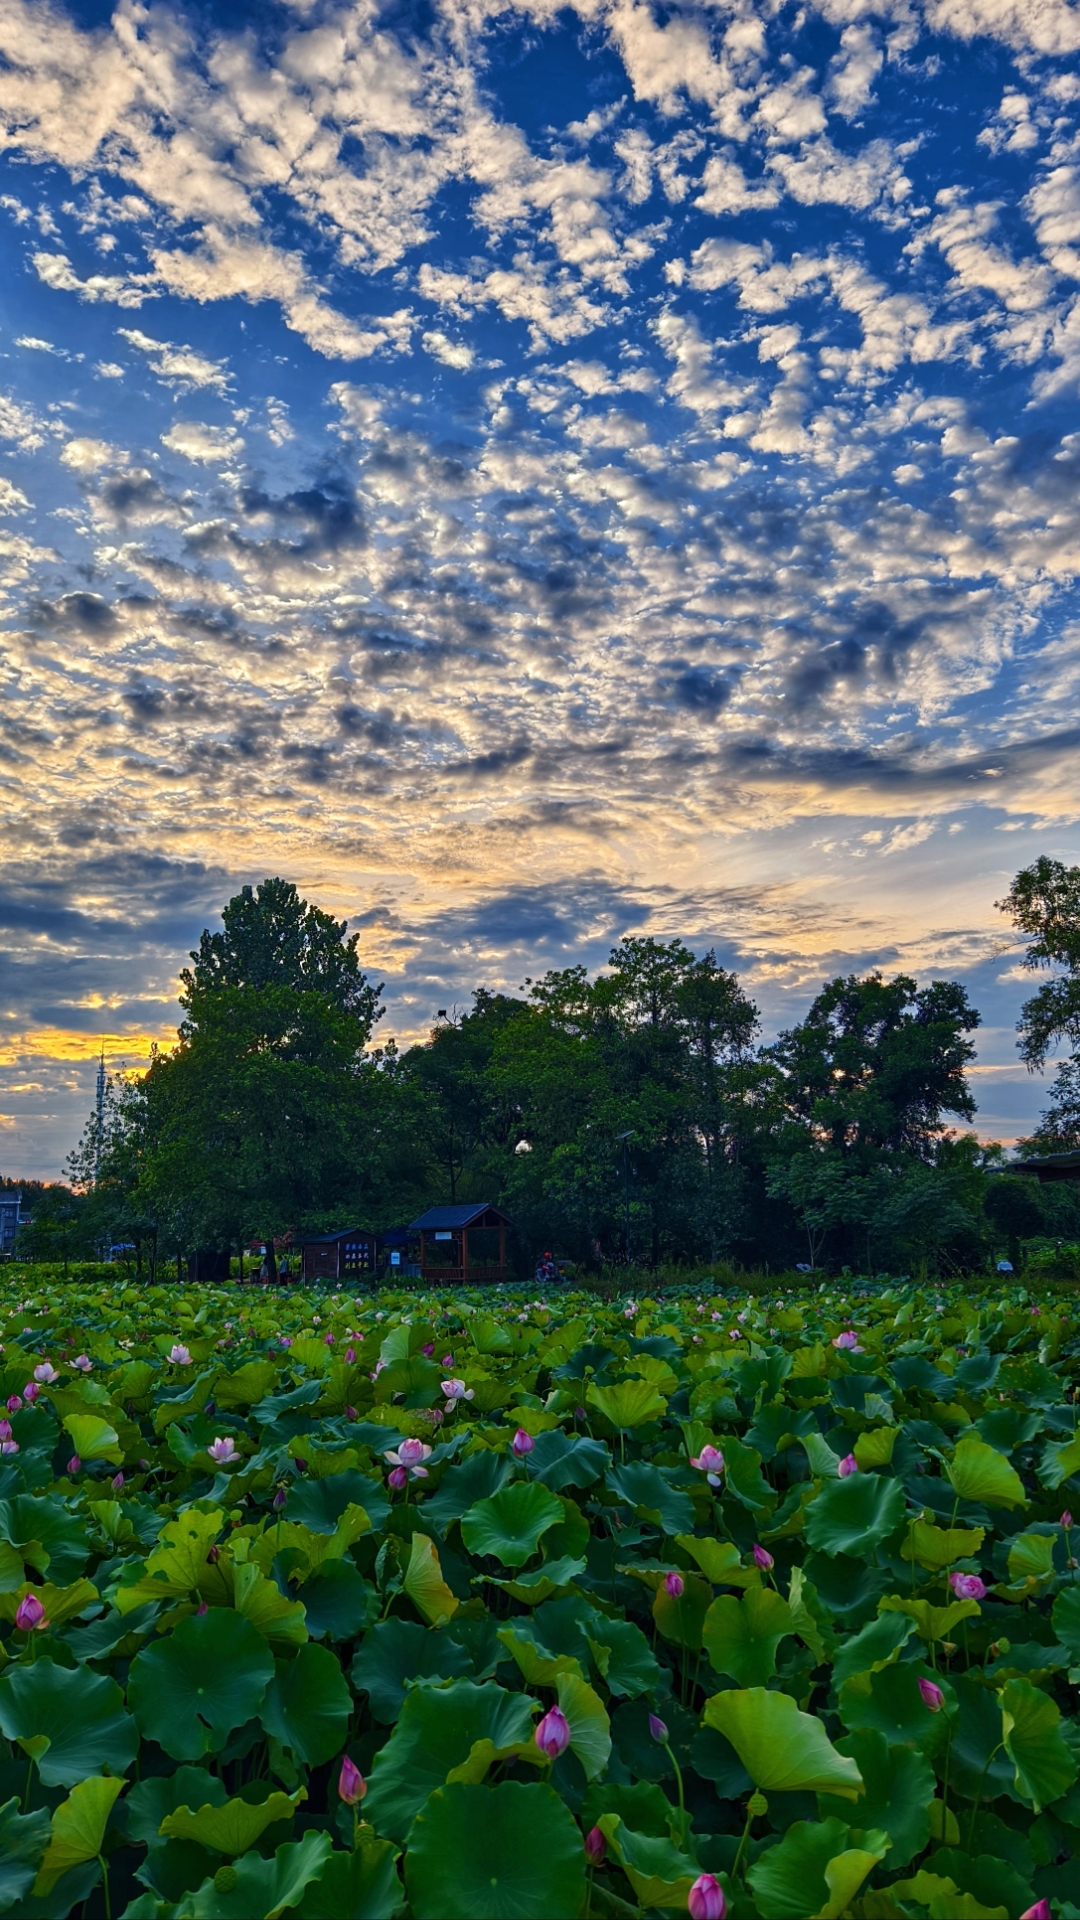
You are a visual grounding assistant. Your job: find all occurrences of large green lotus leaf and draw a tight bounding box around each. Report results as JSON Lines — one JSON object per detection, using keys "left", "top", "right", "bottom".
{"left": 127, "top": 1610, "right": 274, "bottom": 1762}
{"left": 0, "top": 1577, "right": 98, "bottom": 1631}
{"left": 161, "top": 1790, "right": 305, "bottom": 1857}
{"left": 1051, "top": 1584, "right": 1080, "bottom": 1661}
{"left": 460, "top": 1482, "right": 564, "bottom": 1569}
{"left": 675, "top": 1536, "right": 760, "bottom": 1588}
{"left": 928, "top": 1849, "right": 1038, "bottom": 1917}
{"left": 284, "top": 1469, "right": 387, "bottom": 1535}
{"left": 587, "top": 1617, "right": 660, "bottom": 1698}
{"left": 586, "top": 1378, "right": 667, "bottom": 1429}
{"left": 945, "top": 1436, "right": 1027, "bottom": 1511}
{"left": 703, "top": 1689, "right": 863, "bottom": 1799}
{"left": 596, "top": 1816, "right": 700, "bottom": 1909}
{"left": 405, "top": 1781, "right": 586, "bottom": 1920}
{"left": 554, "top": 1670, "right": 610, "bottom": 1781}
{"left": 901, "top": 1517, "right": 986, "bottom": 1572}
{"left": 0, "top": 1495, "right": 89, "bottom": 1584}
{"left": 225, "top": 1564, "right": 308, "bottom": 1648}
{"left": 61, "top": 1413, "right": 122, "bottom": 1466}
{"left": 351, "top": 1618, "right": 473, "bottom": 1722}
{"left": 295, "top": 1839, "right": 402, "bottom": 1920}
{"left": 212, "top": 1360, "right": 279, "bottom": 1409}
{"left": 582, "top": 1780, "right": 680, "bottom": 1840}
{"left": 33, "top": 1776, "right": 124, "bottom": 1897}
{"left": 489, "top": 1557, "right": 587, "bottom": 1606}
{"left": 804, "top": 1473, "right": 906, "bottom": 1558}
{"left": 830, "top": 1610, "right": 914, "bottom": 1689}
{"left": 721, "top": 1435, "right": 776, "bottom": 1516}
{"left": 946, "top": 1675, "right": 1022, "bottom": 1803}
{"left": 176, "top": 1833, "right": 332, "bottom": 1919}
{"left": 423, "top": 1451, "right": 513, "bottom": 1530}
{"left": 606, "top": 1462, "right": 694, "bottom": 1535}
{"left": 837, "top": 1661, "right": 953, "bottom": 1753}
{"left": 402, "top": 1531, "right": 459, "bottom": 1627}
{"left": 0, "top": 1657, "right": 138, "bottom": 1787}
{"left": 117, "top": 1508, "right": 225, "bottom": 1612}
{"left": 651, "top": 1570, "right": 712, "bottom": 1650}
{"left": 364, "top": 1680, "right": 537, "bottom": 1844}
{"left": 526, "top": 1431, "right": 609, "bottom": 1491}
{"left": 0, "top": 1796, "right": 50, "bottom": 1911}
{"left": 300, "top": 1559, "right": 376, "bottom": 1643}
{"left": 1000, "top": 1676, "right": 1078, "bottom": 1811}
{"left": 702, "top": 1586, "right": 794, "bottom": 1686}
{"left": 817, "top": 1727, "right": 934, "bottom": 1868}
{"left": 126, "top": 1768, "right": 229, "bottom": 1847}
{"left": 1006, "top": 1533, "right": 1056, "bottom": 1586}
{"left": 262, "top": 1644, "right": 352, "bottom": 1768}
{"left": 1038, "top": 1432, "right": 1080, "bottom": 1490}
{"left": 748, "top": 1817, "right": 888, "bottom": 1920}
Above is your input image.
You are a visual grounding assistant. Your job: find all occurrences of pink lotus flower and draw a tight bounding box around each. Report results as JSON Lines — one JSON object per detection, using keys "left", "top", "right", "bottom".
{"left": 33, "top": 1362, "right": 58, "bottom": 1384}
{"left": 0, "top": 1420, "right": 9, "bottom": 1441}
{"left": 22, "top": 1382, "right": 39, "bottom": 1403}
{"left": 690, "top": 1444, "right": 725, "bottom": 1487}
{"left": 422, "top": 1343, "right": 435, "bottom": 1356}
{"left": 338, "top": 1755, "right": 367, "bottom": 1804}
{"left": 442, "top": 1354, "right": 453, "bottom": 1366}
{"left": 837, "top": 1454, "right": 858, "bottom": 1477}
{"left": 15, "top": 1592, "right": 47, "bottom": 1632}
{"left": 324, "top": 1332, "right": 335, "bottom": 1346}
{"left": 207, "top": 1437, "right": 238, "bottom": 1464}
{"left": 6, "top": 1395, "right": 21, "bottom": 1413}
{"left": 1062, "top": 1511, "right": 1074, "bottom": 1530}
{"left": 384, "top": 1437, "right": 432, "bottom": 1480}
{"left": 279, "top": 1335, "right": 292, "bottom": 1348}
{"left": 67, "top": 1455, "right": 81, "bottom": 1474}
{"left": 0, "top": 1438, "right": 18, "bottom": 1455}
{"left": 752, "top": 1545, "right": 774, "bottom": 1571}
{"left": 535, "top": 1705, "right": 571, "bottom": 1758}
{"left": 345, "top": 1347, "right": 356, "bottom": 1364}
{"left": 168, "top": 1344, "right": 192, "bottom": 1365}
{"left": 1020, "top": 1902, "right": 1052, "bottom": 1920}
{"left": 387, "top": 1465, "right": 408, "bottom": 1489}
{"left": 832, "top": 1330, "right": 860, "bottom": 1351}
{"left": 111, "top": 1472, "right": 125, "bottom": 1491}
{"left": 344, "top": 1404, "right": 358, "bottom": 1421}
{"left": 441, "top": 1378, "right": 474, "bottom": 1403}
{"left": 688, "top": 1873, "right": 727, "bottom": 1920}
{"left": 73, "top": 1354, "right": 92, "bottom": 1372}
{"left": 949, "top": 1571, "right": 986, "bottom": 1600}
{"left": 648, "top": 1713, "right": 668, "bottom": 1742}
{"left": 512, "top": 1428, "right": 534, "bottom": 1456}
{"left": 918, "top": 1677, "right": 945, "bottom": 1712}
{"left": 664, "top": 1571, "right": 684, "bottom": 1598}
{"left": 585, "top": 1825, "right": 606, "bottom": 1864}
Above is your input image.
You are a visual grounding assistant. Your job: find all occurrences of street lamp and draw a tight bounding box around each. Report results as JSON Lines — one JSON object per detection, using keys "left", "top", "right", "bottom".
{"left": 615, "top": 1130, "right": 635, "bottom": 1268}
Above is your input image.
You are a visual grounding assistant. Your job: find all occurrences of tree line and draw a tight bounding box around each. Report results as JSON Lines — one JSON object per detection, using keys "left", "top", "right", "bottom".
{"left": 17, "top": 859, "right": 1080, "bottom": 1278}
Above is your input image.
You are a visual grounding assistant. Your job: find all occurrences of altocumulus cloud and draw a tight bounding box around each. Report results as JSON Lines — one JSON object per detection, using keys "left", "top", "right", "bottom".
{"left": 0, "top": 0, "right": 1077, "bottom": 1166}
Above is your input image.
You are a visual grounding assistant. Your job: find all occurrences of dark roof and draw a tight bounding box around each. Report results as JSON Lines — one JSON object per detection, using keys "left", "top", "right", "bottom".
{"left": 297, "top": 1226, "right": 376, "bottom": 1245}
{"left": 408, "top": 1203, "right": 512, "bottom": 1230}
{"left": 1003, "top": 1151, "right": 1080, "bottom": 1182}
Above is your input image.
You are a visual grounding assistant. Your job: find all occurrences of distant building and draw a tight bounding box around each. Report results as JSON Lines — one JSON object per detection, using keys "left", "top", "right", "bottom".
{"left": 0, "top": 1191, "right": 27, "bottom": 1256}
{"left": 298, "top": 1228, "right": 379, "bottom": 1283}
{"left": 408, "top": 1202, "right": 513, "bottom": 1284}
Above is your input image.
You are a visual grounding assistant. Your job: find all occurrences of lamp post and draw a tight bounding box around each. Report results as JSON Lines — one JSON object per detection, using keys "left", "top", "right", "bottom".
{"left": 615, "top": 1130, "right": 635, "bottom": 1268}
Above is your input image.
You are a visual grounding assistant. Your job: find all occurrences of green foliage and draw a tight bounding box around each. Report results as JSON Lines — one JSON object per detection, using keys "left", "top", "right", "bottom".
{"left": 0, "top": 1267, "right": 1078, "bottom": 1917}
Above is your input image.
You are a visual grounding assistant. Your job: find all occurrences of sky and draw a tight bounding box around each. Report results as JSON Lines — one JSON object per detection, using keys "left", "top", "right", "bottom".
{"left": 1, "top": 0, "right": 1080, "bottom": 1177}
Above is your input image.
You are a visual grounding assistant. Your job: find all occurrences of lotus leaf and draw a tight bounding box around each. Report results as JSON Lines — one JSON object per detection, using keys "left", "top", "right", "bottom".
{"left": 405, "top": 1781, "right": 586, "bottom": 1920}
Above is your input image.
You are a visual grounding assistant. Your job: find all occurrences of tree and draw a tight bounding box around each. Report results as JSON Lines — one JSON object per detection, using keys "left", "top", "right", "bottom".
{"left": 181, "top": 877, "right": 382, "bottom": 1033}
{"left": 998, "top": 856, "right": 1080, "bottom": 1070}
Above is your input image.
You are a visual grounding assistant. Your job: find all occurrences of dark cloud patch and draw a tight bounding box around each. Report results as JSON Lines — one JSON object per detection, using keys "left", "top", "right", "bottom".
{"left": 443, "top": 735, "right": 533, "bottom": 778}
{"left": 657, "top": 664, "right": 732, "bottom": 715}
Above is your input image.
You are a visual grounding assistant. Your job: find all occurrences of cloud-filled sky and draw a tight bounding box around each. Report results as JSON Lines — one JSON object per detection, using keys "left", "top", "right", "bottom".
{"left": 1, "top": 0, "right": 1079, "bottom": 1175}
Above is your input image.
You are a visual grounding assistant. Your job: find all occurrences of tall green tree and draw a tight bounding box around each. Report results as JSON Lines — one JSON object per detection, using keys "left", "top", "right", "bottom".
{"left": 999, "top": 860, "right": 1080, "bottom": 1146}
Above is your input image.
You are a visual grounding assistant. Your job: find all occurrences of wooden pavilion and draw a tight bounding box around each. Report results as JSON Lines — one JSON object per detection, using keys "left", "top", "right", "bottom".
{"left": 408, "top": 1202, "right": 513, "bottom": 1284}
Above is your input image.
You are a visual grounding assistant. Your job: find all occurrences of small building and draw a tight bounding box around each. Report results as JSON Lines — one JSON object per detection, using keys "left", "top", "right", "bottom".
{"left": 408, "top": 1203, "right": 513, "bottom": 1285}
{"left": 299, "top": 1228, "right": 379, "bottom": 1283}
{"left": 1002, "top": 1150, "right": 1080, "bottom": 1184}
{"left": 0, "top": 1190, "right": 26, "bottom": 1256}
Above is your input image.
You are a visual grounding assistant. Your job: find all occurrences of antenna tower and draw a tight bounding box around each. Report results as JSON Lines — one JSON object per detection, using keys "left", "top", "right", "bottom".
{"left": 95, "top": 1042, "right": 106, "bottom": 1182}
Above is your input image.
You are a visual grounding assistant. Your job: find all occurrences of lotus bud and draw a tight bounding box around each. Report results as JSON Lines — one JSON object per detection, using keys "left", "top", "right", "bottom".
{"left": 6, "top": 1395, "right": 21, "bottom": 1412}
{"left": 948, "top": 1571, "right": 986, "bottom": 1600}
{"left": 1062, "top": 1511, "right": 1074, "bottom": 1530}
{"left": 344, "top": 1404, "right": 358, "bottom": 1421}
{"left": 648, "top": 1713, "right": 668, "bottom": 1742}
{"left": 67, "top": 1455, "right": 81, "bottom": 1474}
{"left": 688, "top": 1873, "right": 727, "bottom": 1920}
{"left": 837, "top": 1454, "right": 858, "bottom": 1477}
{"left": 272, "top": 1485, "right": 288, "bottom": 1510}
{"left": 206, "top": 1544, "right": 220, "bottom": 1562}
{"left": 918, "top": 1677, "right": 945, "bottom": 1712}
{"left": 15, "top": 1592, "right": 47, "bottom": 1632}
{"left": 196, "top": 1601, "right": 208, "bottom": 1616}
{"left": 752, "top": 1545, "right": 774, "bottom": 1571}
{"left": 1020, "top": 1902, "right": 1052, "bottom": 1920}
{"left": 33, "top": 1362, "right": 58, "bottom": 1383}
{"left": 22, "top": 1382, "right": 39, "bottom": 1402}
{"left": 294, "top": 1457, "right": 307, "bottom": 1473}
{"left": 0, "top": 1438, "right": 19, "bottom": 1455}
{"left": 584, "top": 1825, "right": 606, "bottom": 1864}
{"left": 345, "top": 1347, "right": 356, "bottom": 1364}
{"left": 73, "top": 1354, "right": 92, "bottom": 1371}
{"left": 535, "top": 1705, "right": 572, "bottom": 1758}
{"left": 387, "top": 1465, "right": 408, "bottom": 1489}
{"left": 512, "top": 1427, "right": 535, "bottom": 1456}
{"left": 338, "top": 1755, "right": 367, "bottom": 1804}
{"left": 111, "top": 1471, "right": 125, "bottom": 1491}
{"left": 664, "top": 1571, "right": 684, "bottom": 1598}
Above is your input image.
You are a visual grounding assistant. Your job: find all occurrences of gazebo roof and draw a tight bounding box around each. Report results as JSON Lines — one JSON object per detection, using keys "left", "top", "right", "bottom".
{"left": 408, "top": 1203, "right": 512, "bottom": 1231}
{"left": 1003, "top": 1150, "right": 1080, "bottom": 1183}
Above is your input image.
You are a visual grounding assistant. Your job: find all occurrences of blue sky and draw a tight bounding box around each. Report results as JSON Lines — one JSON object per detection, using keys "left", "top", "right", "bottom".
{"left": 0, "top": 0, "right": 1079, "bottom": 1173}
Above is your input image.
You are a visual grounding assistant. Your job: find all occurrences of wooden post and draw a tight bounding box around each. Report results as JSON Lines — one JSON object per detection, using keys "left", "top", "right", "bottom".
{"left": 461, "top": 1227, "right": 469, "bottom": 1283}
{"left": 498, "top": 1219, "right": 505, "bottom": 1281}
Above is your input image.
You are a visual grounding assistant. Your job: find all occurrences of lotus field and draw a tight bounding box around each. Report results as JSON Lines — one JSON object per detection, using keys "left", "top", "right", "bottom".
{"left": 1, "top": 1278, "right": 1079, "bottom": 1919}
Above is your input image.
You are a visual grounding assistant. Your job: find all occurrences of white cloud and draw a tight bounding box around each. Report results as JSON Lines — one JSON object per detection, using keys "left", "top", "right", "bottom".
{"left": 116, "top": 328, "right": 231, "bottom": 393}
{"left": 0, "top": 478, "right": 30, "bottom": 513}
{"left": 826, "top": 25, "right": 882, "bottom": 121}
{"left": 421, "top": 330, "right": 475, "bottom": 369}
{"left": 161, "top": 421, "right": 245, "bottom": 464}
{"left": 695, "top": 155, "right": 780, "bottom": 215}
{"left": 32, "top": 250, "right": 155, "bottom": 307}
{"left": 60, "top": 437, "right": 123, "bottom": 471}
